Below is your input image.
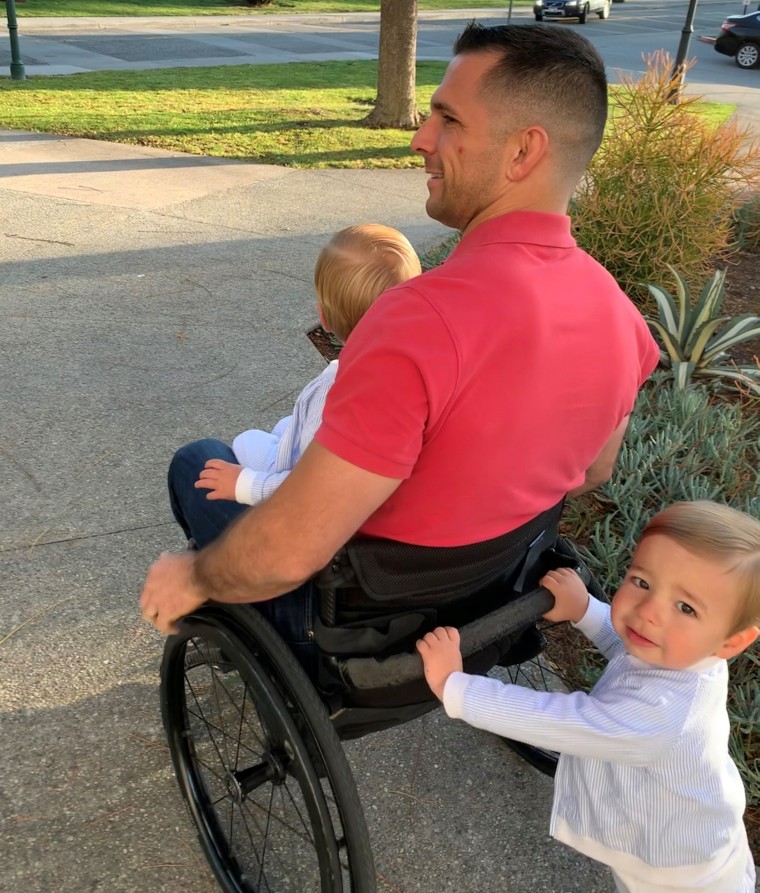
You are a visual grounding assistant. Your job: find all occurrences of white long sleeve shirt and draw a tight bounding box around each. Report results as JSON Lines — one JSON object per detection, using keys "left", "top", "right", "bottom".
{"left": 232, "top": 361, "right": 338, "bottom": 505}
{"left": 443, "top": 597, "right": 756, "bottom": 892}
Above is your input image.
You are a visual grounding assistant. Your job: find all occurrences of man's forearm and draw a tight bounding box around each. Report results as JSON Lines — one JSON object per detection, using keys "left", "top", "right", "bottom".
{"left": 192, "top": 503, "right": 311, "bottom": 604}
{"left": 191, "top": 441, "right": 402, "bottom": 606}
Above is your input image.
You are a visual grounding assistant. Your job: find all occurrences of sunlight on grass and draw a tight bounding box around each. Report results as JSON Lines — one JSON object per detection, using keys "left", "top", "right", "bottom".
{"left": 0, "top": 61, "right": 446, "bottom": 168}
{"left": 0, "top": 63, "right": 736, "bottom": 170}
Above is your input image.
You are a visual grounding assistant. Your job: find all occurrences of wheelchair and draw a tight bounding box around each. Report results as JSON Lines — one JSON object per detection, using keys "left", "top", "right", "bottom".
{"left": 159, "top": 499, "right": 595, "bottom": 893}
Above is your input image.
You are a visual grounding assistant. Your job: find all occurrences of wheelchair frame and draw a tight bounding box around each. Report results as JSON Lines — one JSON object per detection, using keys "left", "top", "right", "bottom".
{"left": 159, "top": 502, "right": 589, "bottom": 893}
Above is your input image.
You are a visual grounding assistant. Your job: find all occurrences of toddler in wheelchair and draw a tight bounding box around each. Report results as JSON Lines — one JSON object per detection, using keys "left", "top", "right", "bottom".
{"left": 195, "top": 223, "right": 421, "bottom": 507}
{"left": 169, "top": 223, "right": 421, "bottom": 549}
{"left": 417, "top": 501, "right": 759, "bottom": 893}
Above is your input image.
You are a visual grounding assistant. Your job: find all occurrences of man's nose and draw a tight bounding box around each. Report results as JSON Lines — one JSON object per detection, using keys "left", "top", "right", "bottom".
{"left": 410, "top": 117, "right": 432, "bottom": 155}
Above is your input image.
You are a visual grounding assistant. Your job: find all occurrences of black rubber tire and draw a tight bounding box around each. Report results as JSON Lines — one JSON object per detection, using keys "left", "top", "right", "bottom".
{"left": 161, "top": 605, "right": 376, "bottom": 893}
{"left": 578, "top": 3, "right": 589, "bottom": 23}
{"left": 535, "top": 13, "right": 543, "bottom": 20}
{"left": 735, "top": 42, "right": 760, "bottom": 69}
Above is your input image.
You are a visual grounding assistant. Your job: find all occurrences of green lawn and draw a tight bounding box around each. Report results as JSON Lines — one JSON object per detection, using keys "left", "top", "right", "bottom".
{"left": 0, "top": 60, "right": 735, "bottom": 170}
{"left": 18, "top": 0, "right": 528, "bottom": 17}
{"left": 0, "top": 61, "right": 445, "bottom": 168}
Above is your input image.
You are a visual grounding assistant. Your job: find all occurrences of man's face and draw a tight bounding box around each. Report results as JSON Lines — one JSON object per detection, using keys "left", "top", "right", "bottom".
{"left": 411, "top": 52, "right": 510, "bottom": 233}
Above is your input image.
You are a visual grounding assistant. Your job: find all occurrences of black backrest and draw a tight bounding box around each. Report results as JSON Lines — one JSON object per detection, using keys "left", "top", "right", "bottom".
{"left": 314, "top": 499, "right": 564, "bottom": 608}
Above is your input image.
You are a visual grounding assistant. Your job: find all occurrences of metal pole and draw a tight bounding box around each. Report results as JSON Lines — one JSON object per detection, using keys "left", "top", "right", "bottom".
{"left": 5, "top": 0, "right": 26, "bottom": 81}
{"left": 506, "top": 0, "right": 515, "bottom": 23}
{"left": 668, "top": 0, "right": 698, "bottom": 103}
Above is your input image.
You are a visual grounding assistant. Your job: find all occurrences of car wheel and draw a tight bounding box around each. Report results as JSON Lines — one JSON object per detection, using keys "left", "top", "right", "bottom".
{"left": 735, "top": 42, "right": 760, "bottom": 69}
{"left": 598, "top": 0, "right": 610, "bottom": 17}
{"left": 535, "top": 12, "right": 543, "bottom": 20}
{"left": 578, "top": 3, "right": 589, "bottom": 23}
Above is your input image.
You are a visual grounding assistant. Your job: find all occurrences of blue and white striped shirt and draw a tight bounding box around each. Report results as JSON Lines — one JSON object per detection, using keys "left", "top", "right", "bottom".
{"left": 232, "top": 360, "right": 338, "bottom": 505}
{"left": 443, "top": 597, "right": 756, "bottom": 891}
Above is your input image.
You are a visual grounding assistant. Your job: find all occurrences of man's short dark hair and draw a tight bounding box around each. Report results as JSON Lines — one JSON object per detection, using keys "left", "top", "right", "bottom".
{"left": 454, "top": 22, "right": 608, "bottom": 174}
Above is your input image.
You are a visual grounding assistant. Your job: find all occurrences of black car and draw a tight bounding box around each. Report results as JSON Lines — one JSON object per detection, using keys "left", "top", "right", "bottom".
{"left": 534, "top": 0, "right": 622, "bottom": 24}
{"left": 714, "top": 11, "right": 760, "bottom": 69}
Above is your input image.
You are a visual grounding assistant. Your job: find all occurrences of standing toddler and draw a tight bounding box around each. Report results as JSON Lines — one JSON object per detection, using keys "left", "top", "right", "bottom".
{"left": 418, "top": 501, "right": 759, "bottom": 893}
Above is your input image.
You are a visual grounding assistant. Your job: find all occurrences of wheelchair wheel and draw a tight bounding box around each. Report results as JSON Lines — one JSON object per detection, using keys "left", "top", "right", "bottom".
{"left": 500, "top": 620, "right": 604, "bottom": 777}
{"left": 161, "top": 605, "right": 376, "bottom": 893}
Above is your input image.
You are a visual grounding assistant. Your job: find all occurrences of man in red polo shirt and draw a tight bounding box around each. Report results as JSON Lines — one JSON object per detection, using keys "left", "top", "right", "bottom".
{"left": 140, "top": 24, "right": 659, "bottom": 649}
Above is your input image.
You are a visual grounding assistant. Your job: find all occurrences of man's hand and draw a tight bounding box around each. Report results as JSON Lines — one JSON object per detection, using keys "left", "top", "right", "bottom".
{"left": 195, "top": 459, "right": 243, "bottom": 502}
{"left": 540, "top": 567, "right": 590, "bottom": 624}
{"left": 139, "top": 551, "right": 207, "bottom": 635}
{"left": 416, "top": 627, "right": 463, "bottom": 701}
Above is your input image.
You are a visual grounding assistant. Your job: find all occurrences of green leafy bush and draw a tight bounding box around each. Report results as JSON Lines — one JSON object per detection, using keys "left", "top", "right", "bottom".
{"left": 572, "top": 51, "right": 760, "bottom": 306}
{"left": 646, "top": 266, "right": 760, "bottom": 394}
{"left": 563, "top": 377, "right": 760, "bottom": 805}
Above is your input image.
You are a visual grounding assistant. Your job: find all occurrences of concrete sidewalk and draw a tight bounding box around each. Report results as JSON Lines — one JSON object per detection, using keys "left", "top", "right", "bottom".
{"left": 0, "top": 129, "right": 619, "bottom": 893}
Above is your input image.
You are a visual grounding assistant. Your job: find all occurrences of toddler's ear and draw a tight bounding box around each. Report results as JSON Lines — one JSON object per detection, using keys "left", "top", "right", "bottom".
{"left": 318, "top": 306, "right": 331, "bottom": 333}
{"left": 714, "top": 625, "right": 759, "bottom": 660}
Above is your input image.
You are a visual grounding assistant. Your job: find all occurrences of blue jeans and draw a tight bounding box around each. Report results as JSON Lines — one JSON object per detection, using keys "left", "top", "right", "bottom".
{"left": 168, "top": 438, "right": 318, "bottom": 671}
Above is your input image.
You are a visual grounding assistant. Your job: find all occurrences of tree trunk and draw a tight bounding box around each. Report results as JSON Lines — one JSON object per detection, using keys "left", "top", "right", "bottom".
{"left": 363, "top": 0, "right": 420, "bottom": 130}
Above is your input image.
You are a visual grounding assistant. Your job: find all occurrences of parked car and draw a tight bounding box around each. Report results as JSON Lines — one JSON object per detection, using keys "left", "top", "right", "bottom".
{"left": 533, "top": 0, "right": 622, "bottom": 24}
{"left": 714, "top": 11, "right": 760, "bottom": 69}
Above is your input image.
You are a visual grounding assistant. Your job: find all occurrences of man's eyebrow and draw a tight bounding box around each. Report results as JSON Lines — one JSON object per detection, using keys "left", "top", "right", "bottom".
{"left": 430, "top": 98, "right": 458, "bottom": 116}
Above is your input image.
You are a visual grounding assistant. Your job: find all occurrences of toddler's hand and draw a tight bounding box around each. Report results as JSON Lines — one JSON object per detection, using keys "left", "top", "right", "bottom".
{"left": 540, "top": 567, "right": 590, "bottom": 624}
{"left": 416, "top": 626, "right": 463, "bottom": 702}
{"left": 195, "top": 459, "right": 243, "bottom": 502}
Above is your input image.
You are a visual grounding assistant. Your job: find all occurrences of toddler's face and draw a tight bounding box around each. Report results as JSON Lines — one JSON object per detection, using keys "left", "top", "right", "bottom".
{"left": 610, "top": 534, "right": 753, "bottom": 670}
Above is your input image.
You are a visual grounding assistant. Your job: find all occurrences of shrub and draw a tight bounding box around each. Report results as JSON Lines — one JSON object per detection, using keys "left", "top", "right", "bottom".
{"left": 563, "top": 377, "right": 760, "bottom": 805}
{"left": 733, "top": 192, "right": 760, "bottom": 252}
{"left": 646, "top": 266, "right": 760, "bottom": 394}
{"left": 572, "top": 52, "right": 760, "bottom": 307}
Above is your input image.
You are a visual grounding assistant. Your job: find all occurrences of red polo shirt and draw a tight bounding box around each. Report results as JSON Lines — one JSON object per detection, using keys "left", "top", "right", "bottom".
{"left": 316, "top": 212, "right": 659, "bottom": 546}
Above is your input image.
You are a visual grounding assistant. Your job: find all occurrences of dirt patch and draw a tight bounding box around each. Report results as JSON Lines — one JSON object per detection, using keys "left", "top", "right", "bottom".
{"left": 721, "top": 249, "right": 760, "bottom": 367}
{"left": 306, "top": 324, "right": 341, "bottom": 361}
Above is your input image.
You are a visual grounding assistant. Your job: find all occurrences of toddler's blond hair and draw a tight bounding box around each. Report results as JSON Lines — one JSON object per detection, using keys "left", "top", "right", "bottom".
{"left": 642, "top": 501, "right": 760, "bottom": 632}
{"left": 315, "top": 224, "right": 421, "bottom": 343}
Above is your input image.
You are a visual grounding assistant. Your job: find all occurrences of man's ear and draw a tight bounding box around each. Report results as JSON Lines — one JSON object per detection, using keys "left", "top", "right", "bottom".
{"left": 714, "top": 625, "right": 759, "bottom": 660}
{"left": 504, "top": 125, "right": 549, "bottom": 182}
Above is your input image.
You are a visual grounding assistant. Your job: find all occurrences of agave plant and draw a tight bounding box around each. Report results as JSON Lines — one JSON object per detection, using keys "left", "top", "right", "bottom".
{"left": 645, "top": 266, "right": 760, "bottom": 395}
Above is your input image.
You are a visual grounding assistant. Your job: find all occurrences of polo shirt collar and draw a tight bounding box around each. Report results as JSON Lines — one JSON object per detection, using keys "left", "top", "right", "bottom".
{"left": 454, "top": 211, "right": 576, "bottom": 254}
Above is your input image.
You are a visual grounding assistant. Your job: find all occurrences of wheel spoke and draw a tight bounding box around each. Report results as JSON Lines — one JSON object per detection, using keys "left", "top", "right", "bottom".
{"left": 280, "top": 777, "right": 317, "bottom": 846}
{"left": 186, "top": 676, "right": 232, "bottom": 774}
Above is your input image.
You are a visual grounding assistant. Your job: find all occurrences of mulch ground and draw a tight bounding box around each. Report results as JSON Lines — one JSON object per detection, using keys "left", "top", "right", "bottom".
{"left": 722, "top": 249, "right": 760, "bottom": 367}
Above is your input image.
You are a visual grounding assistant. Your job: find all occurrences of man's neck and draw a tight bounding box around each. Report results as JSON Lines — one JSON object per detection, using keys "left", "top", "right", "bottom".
{"left": 462, "top": 199, "right": 569, "bottom": 236}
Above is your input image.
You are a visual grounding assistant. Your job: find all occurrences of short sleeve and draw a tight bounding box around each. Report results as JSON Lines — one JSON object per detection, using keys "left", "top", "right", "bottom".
{"left": 315, "top": 286, "right": 459, "bottom": 479}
